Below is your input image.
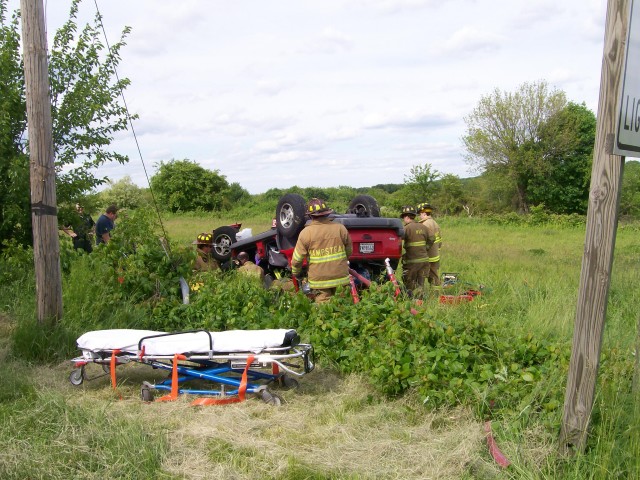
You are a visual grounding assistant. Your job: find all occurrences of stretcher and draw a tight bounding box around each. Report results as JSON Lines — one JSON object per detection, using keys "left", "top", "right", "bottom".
{"left": 69, "top": 328, "right": 314, "bottom": 406}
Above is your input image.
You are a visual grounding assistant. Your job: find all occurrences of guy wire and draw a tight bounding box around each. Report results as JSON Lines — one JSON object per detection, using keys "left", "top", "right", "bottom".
{"left": 92, "top": 0, "right": 172, "bottom": 254}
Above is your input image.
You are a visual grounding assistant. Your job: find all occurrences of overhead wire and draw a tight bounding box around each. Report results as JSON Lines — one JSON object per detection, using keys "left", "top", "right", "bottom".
{"left": 91, "top": 0, "right": 172, "bottom": 253}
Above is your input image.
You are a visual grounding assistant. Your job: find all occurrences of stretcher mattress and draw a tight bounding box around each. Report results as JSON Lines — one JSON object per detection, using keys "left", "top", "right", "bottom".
{"left": 77, "top": 328, "right": 299, "bottom": 356}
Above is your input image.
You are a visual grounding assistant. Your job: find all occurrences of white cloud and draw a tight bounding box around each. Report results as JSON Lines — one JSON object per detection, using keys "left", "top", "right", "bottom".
{"left": 255, "top": 132, "right": 319, "bottom": 153}
{"left": 363, "top": 110, "right": 455, "bottom": 130}
{"left": 326, "top": 127, "right": 361, "bottom": 141}
{"left": 511, "top": 2, "right": 563, "bottom": 29}
{"left": 357, "top": 0, "right": 439, "bottom": 14}
{"left": 298, "top": 27, "right": 354, "bottom": 54}
{"left": 255, "top": 79, "right": 289, "bottom": 96}
{"left": 437, "top": 26, "right": 505, "bottom": 56}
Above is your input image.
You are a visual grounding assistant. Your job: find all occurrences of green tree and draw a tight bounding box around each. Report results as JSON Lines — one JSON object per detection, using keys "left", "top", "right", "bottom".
{"left": 0, "top": 4, "right": 29, "bottom": 246}
{"left": 99, "top": 176, "right": 150, "bottom": 210}
{"left": 303, "top": 187, "right": 331, "bottom": 202}
{"left": 0, "top": 0, "right": 132, "bottom": 248}
{"left": 462, "top": 80, "right": 566, "bottom": 213}
{"left": 150, "top": 159, "right": 230, "bottom": 212}
{"left": 433, "top": 174, "right": 465, "bottom": 215}
{"left": 527, "top": 102, "right": 596, "bottom": 214}
{"left": 463, "top": 174, "right": 514, "bottom": 214}
{"left": 222, "top": 182, "right": 251, "bottom": 208}
{"left": 402, "top": 163, "right": 440, "bottom": 205}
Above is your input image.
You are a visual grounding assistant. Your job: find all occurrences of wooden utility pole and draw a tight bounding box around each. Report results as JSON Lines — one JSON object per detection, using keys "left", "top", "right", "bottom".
{"left": 559, "top": 0, "right": 627, "bottom": 454}
{"left": 20, "top": 0, "right": 63, "bottom": 323}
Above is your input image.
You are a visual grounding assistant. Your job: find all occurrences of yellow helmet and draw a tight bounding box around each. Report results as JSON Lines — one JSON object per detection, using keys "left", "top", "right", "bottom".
{"left": 193, "top": 232, "right": 213, "bottom": 245}
{"left": 417, "top": 202, "right": 433, "bottom": 214}
{"left": 400, "top": 206, "right": 416, "bottom": 218}
{"left": 306, "top": 198, "right": 333, "bottom": 216}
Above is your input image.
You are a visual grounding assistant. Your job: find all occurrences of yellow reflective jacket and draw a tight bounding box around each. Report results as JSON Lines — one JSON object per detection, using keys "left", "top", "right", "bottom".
{"left": 402, "top": 220, "right": 433, "bottom": 264}
{"left": 194, "top": 249, "right": 219, "bottom": 271}
{"left": 291, "top": 218, "right": 353, "bottom": 289}
{"left": 420, "top": 216, "right": 441, "bottom": 263}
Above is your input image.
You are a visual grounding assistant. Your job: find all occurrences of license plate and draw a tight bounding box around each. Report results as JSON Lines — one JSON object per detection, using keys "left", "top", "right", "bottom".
{"left": 359, "top": 242, "right": 375, "bottom": 254}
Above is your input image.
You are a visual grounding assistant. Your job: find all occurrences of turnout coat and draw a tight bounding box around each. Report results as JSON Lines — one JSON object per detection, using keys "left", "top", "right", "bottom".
{"left": 291, "top": 218, "right": 353, "bottom": 289}
{"left": 402, "top": 220, "right": 432, "bottom": 265}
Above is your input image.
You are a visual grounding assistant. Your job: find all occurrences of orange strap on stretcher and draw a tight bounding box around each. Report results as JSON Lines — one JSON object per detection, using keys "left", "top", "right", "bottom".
{"left": 110, "top": 349, "right": 123, "bottom": 400}
{"left": 154, "top": 353, "right": 256, "bottom": 406}
{"left": 191, "top": 354, "right": 255, "bottom": 406}
{"left": 156, "top": 354, "right": 188, "bottom": 402}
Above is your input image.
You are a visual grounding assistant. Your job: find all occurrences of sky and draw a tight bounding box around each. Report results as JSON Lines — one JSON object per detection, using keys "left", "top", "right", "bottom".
{"left": 9, "top": 0, "right": 609, "bottom": 194}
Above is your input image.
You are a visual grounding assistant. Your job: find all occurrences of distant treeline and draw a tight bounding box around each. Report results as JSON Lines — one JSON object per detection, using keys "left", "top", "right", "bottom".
{"left": 92, "top": 159, "right": 640, "bottom": 221}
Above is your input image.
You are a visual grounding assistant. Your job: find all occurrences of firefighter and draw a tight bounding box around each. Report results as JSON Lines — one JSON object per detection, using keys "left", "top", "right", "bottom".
{"left": 193, "top": 233, "right": 220, "bottom": 271}
{"left": 291, "top": 198, "right": 353, "bottom": 303}
{"left": 235, "top": 251, "right": 265, "bottom": 280}
{"left": 400, "top": 206, "right": 433, "bottom": 295}
{"left": 417, "top": 202, "right": 442, "bottom": 287}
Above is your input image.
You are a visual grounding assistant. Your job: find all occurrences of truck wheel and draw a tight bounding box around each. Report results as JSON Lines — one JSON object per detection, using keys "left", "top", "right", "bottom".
{"left": 348, "top": 195, "right": 380, "bottom": 217}
{"left": 276, "top": 194, "right": 307, "bottom": 239}
{"left": 211, "top": 226, "right": 237, "bottom": 261}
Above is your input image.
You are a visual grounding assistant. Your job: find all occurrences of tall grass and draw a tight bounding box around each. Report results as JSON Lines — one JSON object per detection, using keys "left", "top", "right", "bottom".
{"left": 0, "top": 362, "right": 171, "bottom": 479}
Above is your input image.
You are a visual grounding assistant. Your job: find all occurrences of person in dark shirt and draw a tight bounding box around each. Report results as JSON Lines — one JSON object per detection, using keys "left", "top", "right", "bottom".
{"left": 95, "top": 205, "right": 118, "bottom": 245}
{"left": 62, "top": 203, "right": 95, "bottom": 253}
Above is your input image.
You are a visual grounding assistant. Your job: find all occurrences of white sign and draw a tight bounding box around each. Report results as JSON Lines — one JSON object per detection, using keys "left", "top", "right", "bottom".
{"left": 616, "top": 0, "right": 640, "bottom": 156}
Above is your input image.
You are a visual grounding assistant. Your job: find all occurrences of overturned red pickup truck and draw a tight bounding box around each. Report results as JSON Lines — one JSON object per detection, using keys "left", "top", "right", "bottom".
{"left": 210, "top": 194, "right": 404, "bottom": 282}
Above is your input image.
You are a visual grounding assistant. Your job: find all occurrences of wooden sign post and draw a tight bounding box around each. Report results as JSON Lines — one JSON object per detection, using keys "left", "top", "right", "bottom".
{"left": 558, "top": 0, "right": 629, "bottom": 454}
{"left": 20, "top": 0, "right": 63, "bottom": 323}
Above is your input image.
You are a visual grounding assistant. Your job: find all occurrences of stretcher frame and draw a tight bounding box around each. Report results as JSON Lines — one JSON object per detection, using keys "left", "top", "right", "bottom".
{"left": 70, "top": 329, "right": 314, "bottom": 406}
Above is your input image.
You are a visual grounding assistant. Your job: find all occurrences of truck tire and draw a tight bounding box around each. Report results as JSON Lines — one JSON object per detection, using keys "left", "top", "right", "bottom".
{"left": 276, "top": 194, "right": 307, "bottom": 239}
{"left": 211, "top": 226, "right": 237, "bottom": 261}
{"left": 347, "top": 195, "right": 380, "bottom": 217}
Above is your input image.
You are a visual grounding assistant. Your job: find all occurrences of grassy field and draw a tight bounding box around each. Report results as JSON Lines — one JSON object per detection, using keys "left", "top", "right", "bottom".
{"left": 1, "top": 215, "right": 638, "bottom": 479}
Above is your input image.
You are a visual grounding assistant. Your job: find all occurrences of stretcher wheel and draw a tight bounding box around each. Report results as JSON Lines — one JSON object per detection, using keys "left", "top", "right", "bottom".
{"left": 278, "top": 375, "right": 299, "bottom": 390}
{"left": 140, "top": 384, "right": 154, "bottom": 403}
{"left": 260, "top": 390, "right": 282, "bottom": 406}
{"left": 102, "top": 363, "right": 112, "bottom": 374}
{"left": 69, "top": 367, "right": 85, "bottom": 386}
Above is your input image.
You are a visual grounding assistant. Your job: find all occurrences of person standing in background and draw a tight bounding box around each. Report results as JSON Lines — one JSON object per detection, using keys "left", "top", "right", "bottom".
{"left": 62, "top": 203, "right": 95, "bottom": 253}
{"left": 417, "top": 202, "right": 442, "bottom": 287}
{"left": 95, "top": 205, "right": 118, "bottom": 245}
{"left": 399, "top": 206, "right": 432, "bottom": 295}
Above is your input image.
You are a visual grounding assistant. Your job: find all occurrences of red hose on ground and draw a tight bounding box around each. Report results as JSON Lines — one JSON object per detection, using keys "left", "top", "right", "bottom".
{"left": 484, "top": 421, "right": 511, "bottom": 468}
{"left": 349, "top": 268, "right": 371, "bottom": 287}
{"left": 384, "top": 258, "right": 401, "bottom": 297}
{"left": 349, "top": 274, "right": 360, "bottom": 304}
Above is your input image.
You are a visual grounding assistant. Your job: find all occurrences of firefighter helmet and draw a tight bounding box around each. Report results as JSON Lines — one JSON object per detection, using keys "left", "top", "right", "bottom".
{"left": 400, "top": 206, "right": 416, "bottom": 218}
{"left": 306, "top": 198, "right": 333, "bottom": 216}
{"left": 417, "top": 202, "right": 433, "bottom": 214}
{"left": 193, "top": 232, "right": 213, "bottom": 245}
